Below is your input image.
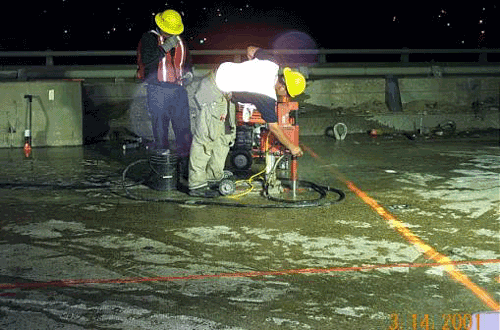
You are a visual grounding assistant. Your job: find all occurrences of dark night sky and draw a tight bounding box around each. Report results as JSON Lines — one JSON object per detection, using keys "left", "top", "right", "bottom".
{"left": 1, "top": 2, "right": 498, "bottom": 52}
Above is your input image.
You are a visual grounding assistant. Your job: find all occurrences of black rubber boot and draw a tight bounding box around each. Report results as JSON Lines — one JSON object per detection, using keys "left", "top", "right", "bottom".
{"left": 177, "top": 157, "right": 189, "bottom": 181}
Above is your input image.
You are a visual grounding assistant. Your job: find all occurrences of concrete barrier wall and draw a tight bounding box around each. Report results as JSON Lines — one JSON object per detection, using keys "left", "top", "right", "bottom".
{"left": 84, "top": 75, "right": 499, "bottom": 140}
{"left": 82, "top": 80, "right": 144, "bottom": 143}
{"left": 300, "top": 76, "right": 499, "bottom": 135}
{"left": 304, "top": 76, "right": 499, "bottom": 115}
{"left": 2, "top": 74, "right": 496, "bottom": 148}
{"left": 0, "top": 81, "right": 82, "bottom": 148}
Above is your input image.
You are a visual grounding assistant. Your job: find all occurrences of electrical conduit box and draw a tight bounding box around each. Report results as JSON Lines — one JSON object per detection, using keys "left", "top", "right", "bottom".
{"left": 0, "top": 81, "right": 83, "bottom": 148}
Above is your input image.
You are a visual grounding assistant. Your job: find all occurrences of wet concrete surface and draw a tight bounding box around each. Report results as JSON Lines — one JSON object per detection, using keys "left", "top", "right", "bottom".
{"left": 0, "top": 133, "right": 499, "bottom": 329}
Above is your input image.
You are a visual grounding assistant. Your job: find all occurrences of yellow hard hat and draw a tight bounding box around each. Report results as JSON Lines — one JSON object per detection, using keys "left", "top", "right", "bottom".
{"left": 283, "top": 67, "right": 306, "bottom": 97}
{"left": 155, "top": 10, "right": 184, "bottom": 35}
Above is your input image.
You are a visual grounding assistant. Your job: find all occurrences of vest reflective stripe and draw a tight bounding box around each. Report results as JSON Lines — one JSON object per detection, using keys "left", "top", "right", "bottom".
{"left": 136, "top": 30, "right": 186, "bottom": 84}
{"left": 154, "top": 31, "right": 186, "bottom": 84}
{"left": 177, "top": 40, "right": 185, "bottom": 81}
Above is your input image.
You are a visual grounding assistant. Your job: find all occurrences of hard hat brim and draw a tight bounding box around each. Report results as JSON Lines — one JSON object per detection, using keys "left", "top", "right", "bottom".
{"left": 155, "top": 13, "right": 184, "bottom": 35}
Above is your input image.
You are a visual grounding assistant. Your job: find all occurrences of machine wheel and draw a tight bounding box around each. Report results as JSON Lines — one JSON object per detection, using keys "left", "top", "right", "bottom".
{"left": 231, "top": 149, "right": 253, "bottom": 171}
{"left": 219, "top": 179, "right": 236, "bottom": 196}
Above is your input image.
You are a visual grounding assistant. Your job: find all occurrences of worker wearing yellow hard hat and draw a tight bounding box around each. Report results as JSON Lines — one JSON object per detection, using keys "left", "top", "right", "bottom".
{"left": 136, "top": 9, "right": 192, "bottom": 183}
{"left": 187, "top": 46, "right": 307, "bottom": 197}
{"left": 214, "top": 47, "right": 306, "bottom": 156}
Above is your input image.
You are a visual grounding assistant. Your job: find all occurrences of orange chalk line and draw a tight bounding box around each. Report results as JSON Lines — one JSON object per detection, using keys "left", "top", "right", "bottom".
{"left": 301, "top": 144, "right": 500, "bottom": 311}
{"left": 0, "top": 259, "right": 498, "bottom": 291}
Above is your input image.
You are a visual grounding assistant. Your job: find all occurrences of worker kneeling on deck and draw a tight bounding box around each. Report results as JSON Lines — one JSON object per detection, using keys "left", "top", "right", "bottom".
{"left": 188, "top": 46, "right": 306, "bottom": 198}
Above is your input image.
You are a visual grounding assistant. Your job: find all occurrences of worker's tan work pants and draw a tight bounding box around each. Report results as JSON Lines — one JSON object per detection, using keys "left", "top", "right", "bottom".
{"left": 188, "top": 74, "right": 235, "bottom": 190}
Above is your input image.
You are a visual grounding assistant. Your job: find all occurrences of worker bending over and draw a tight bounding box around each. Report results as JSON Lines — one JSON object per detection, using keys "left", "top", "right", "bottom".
{"left": 188, "top": 46, "right": 306, "bottom": 198}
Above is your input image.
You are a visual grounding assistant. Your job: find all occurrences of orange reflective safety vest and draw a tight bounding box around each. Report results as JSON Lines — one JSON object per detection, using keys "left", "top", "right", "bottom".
{"left": 137, "top": 30, "right": 186, "bottom": 84}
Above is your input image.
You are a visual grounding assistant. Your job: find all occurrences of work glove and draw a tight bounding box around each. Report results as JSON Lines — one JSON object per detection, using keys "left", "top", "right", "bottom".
{"left": 159, "top": 36, "right": 180, "bottom": 53}
{"left": 181, "top": 71, "right": 194, "bottom": 86}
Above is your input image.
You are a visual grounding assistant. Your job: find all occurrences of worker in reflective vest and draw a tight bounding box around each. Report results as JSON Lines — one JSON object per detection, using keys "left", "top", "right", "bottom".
{"left": 137, "top": 9, "right": 192, "bottom": 176}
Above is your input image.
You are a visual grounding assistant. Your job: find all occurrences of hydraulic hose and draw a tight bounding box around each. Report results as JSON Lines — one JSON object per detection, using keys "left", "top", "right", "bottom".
{"left": 0, "top": 158, "right": 345, "bottom": 208}
{"left": 0, "top": 181, "right": 113, "bottom": 190}
{"left": 121, "top": 159, "right": 345, "bottom": 208}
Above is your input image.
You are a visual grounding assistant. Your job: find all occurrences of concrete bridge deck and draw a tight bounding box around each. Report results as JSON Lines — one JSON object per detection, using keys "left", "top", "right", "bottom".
{"left": 0, "top": 134, "right": 498, "bottom": 329}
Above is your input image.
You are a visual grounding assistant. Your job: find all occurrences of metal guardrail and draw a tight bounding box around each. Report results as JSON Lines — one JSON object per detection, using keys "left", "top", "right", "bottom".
{"left": 1, "top": 48, "right": 500, "bottom": 66}
{"left": 1, "top": 49, "right": 500, "bottom": 80}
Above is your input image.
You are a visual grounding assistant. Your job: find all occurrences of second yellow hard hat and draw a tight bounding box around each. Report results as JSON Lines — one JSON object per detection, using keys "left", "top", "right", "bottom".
{"left": 283, "top": 67, "right": 306, "bottom": 97}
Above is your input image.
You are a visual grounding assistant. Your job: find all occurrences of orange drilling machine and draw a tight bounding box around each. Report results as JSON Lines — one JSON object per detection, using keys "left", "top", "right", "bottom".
{"left": 230, "top": 95, "right": 300, "bottom": 195}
